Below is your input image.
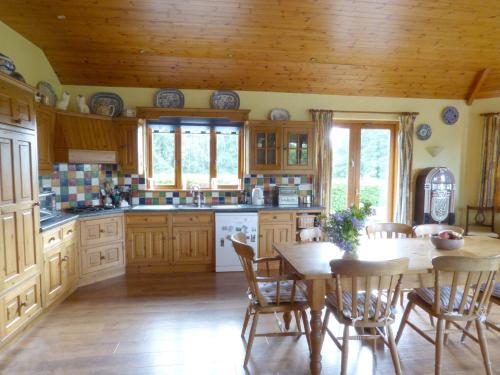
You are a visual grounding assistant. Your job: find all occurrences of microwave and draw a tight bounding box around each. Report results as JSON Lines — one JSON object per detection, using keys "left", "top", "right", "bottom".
{"left": 39, "top": 190, "right": 58, "bottom": 222}
{"left": 278, "top": 186, "right": 299, "bottom": 207}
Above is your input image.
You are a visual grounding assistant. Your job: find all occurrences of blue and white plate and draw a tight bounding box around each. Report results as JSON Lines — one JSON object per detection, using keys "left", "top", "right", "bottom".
{"left": 154, "top": 88, "right": 184, "bottom": 108}
{"left": 89, "top": 92, "right": 124, "bottom": 117}
{"left": 0, "top": 53, "right": 15, "bottom": 75}
{"left": 442, "top": 106, "right": 459, "bottom": 125}
{"left": 269, "top": 108, "right": 291, "bottom": 121}
{"left": 210, "top": 90, "right": 240, "bottom": 110}
{"left": 36, "top": 81, "right": 57, "bottom": 107}
{"left": 9, "top": 71, "right": 25, "bottom": 83}
{"left": 416, "top": 123, "right": 432, "bottom": 140}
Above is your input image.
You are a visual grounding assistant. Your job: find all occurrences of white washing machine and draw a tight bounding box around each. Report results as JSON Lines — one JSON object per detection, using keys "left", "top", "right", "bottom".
{"left": 215, "top": 212, "right": 258, "bottom": 272}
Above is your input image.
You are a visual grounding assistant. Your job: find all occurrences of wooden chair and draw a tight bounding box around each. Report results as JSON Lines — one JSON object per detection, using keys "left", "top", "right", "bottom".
{"left": 396, "top": 256, "right": 499, "bottom": 375}
{"left": 461, "top": 281, "right": 500, "bottom": 339}
{"left": 321, "top": 257, "right": 409, "bottom": 375}
{"left": 230, "top": 233, "right": 311, "bottom": 367}
{"left": 465, "top": 206, "right": 499, "bottom": 238}
{"left": 413, "top": 224, "right": 464, "bottom": 238}
{"left": 366, "top": 223, "right": 413, "bottom": 239}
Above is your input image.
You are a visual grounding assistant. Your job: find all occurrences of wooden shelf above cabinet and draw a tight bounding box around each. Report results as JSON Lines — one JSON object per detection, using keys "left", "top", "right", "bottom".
{"left": 136, "top": 107, "right": 250, "bottom": 122}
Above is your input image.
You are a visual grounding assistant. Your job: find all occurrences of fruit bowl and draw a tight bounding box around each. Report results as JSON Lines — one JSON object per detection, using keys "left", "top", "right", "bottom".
{"left": 430, "top": 230, "right": 464, "bottom": 250}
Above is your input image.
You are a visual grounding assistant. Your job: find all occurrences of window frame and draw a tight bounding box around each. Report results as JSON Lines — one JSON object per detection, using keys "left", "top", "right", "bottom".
{"left": 331, "top": 120, "right": 398, "bottom": 221}
{"left": 147, "top": 126, "right": 244, "bottom": 191}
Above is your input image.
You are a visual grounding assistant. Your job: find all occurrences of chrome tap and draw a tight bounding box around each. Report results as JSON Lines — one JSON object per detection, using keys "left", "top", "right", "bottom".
{"left": 190, "top": 184, "right": 201, "bottom": 207}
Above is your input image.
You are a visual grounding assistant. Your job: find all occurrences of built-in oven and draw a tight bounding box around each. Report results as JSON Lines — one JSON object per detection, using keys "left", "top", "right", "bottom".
{"left": 39, "top": 190, "right": 58, "bottom": 222}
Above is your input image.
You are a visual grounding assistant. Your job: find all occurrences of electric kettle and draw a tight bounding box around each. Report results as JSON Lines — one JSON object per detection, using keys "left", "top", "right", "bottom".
{"left": 251, "top": 187, "right": 264, "bottom": 206}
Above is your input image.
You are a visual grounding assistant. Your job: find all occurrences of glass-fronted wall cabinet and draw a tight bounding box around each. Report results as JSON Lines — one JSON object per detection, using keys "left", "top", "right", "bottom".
{"left": 247, "top": 121, "right": 314, "bottom": 174}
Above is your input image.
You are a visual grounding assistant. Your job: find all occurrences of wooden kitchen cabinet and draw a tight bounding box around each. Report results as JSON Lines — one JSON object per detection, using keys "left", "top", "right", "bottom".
{"left": 247, "top": 120, "right": 315, "bottom": 174}
{"left": 41, "top": 220, "right": 78, "bottom": 308}
{"left": 115, "top": 117, "right": 144, "bottom": 174}
{"left": 35, "top": 103, "right": 55, "bottom": 173}
{"left": 172, "top": 225, "right": 213, "bottom": 265}
{"left": 126, "top": 226, "right": 170, "bottom": 264}
{"left": 125, "top": 212, "right": 214, "bottom": 272}
{"left": 78, "top": 214, "right": 125, "bottom": 286}
{"left": 0, "top": 128, "right": 40, "bottom": 293}
{"left": 258, "top": 212, "right": 294, "bottom": 269}
{"left": 0, "top": 73, "right": 36, "bottom": 131}
{"left": 248, "top": 124, "right": 281, "bottom": 172}
{"left": 0, "top": 275, "right": 42, "bottom": 343}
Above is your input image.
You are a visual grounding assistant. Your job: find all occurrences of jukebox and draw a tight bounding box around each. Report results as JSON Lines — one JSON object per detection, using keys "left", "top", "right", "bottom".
{"left": 414, "top": 167, "right": 456, "bottom": 225}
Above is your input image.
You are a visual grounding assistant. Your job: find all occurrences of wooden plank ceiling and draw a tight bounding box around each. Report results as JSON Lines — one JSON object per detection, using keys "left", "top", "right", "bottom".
{"left": 1, "top": 0, "right": 500, "bottom": 99}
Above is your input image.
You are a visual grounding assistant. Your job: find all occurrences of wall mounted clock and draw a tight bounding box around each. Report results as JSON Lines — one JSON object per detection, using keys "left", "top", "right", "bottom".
{"left": 416, "top": 123, "right": 432, "bottom": 140}
{"left": 442, "top": 106, "right": 459, "bottom": 125}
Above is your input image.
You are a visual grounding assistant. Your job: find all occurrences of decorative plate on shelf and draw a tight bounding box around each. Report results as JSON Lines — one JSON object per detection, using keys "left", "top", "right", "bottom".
{"left": 154, "top": 88, "right": 184, "bottom": 108}
{"left": 89, "top": 92, "right": 124, "bottom": 117}
{"left": 269, "top": 108, "right": 291, "bottom": 121}
{"left": 36, "top": 81, "right": 57, "bottom": 107}
{"left": 210, "top": 90, "right": 240, "bottom": 109}
{"left": 442, "top": 106, "right": 459, "bottom": 125}
{"left": 0, "top": 53, "right": 15, "bottom": 75}
{"left": 9, "top": 71, "right": 26, "bottom": 83}
{"left": 416, "top": 123, "right": 432, "bottom": 140}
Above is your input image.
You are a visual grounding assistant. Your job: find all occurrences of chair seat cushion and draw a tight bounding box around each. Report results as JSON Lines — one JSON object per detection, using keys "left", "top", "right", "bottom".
{"left": 480, "top": 281, "right": 500, "bottom": 299}
{"left": 414, "top": 287, "right": 471, "bottom": 312}
{"left": 466, "top": 231, "right": 499, "bottom": 239}
{"left": 256, "top": 280, "right": 308, "bottom": 304}
{"left": 325, "top": 291, "right": 389, "bottom": 321}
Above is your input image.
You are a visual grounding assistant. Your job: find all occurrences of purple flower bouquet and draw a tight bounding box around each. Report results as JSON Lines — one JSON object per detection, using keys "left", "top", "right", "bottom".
{"left": 321, "top": 202, "right": 375, "bottom": 252}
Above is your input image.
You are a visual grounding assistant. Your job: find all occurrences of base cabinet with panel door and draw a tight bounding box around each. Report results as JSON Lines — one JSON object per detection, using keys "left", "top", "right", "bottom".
{"left": 125, "top": 212, "right": 214, "bottom": 272}
{"left": 78, "top": 214, "right": 125, "bottom": 286}
{"left": 258, "top": 212, "right": 295, "bottom": 270}
{"left": 0, "top": 73, "right": 42, "bottom": 346}
{"left": 41, "top": 221, "right": 78, "bottom": 308}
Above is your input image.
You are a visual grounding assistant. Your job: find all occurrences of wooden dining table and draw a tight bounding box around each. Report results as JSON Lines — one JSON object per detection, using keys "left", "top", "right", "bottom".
{"left": 273, "top": 236, "right": 500, "bottom": 375}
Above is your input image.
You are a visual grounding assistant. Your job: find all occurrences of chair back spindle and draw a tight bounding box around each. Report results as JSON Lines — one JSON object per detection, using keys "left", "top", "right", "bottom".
{"left": 365, "top": 223, "right": 413, "bottom": 239}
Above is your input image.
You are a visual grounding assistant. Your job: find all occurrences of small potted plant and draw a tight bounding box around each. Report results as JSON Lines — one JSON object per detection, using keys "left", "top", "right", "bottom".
{"left": 321, "top": 202, "right": 375, "bottom": 255}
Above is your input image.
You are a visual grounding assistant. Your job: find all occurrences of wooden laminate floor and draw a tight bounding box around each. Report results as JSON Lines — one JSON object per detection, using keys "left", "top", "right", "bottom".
{"left": 0, "top": 272, "right": 498, "bottom": 375}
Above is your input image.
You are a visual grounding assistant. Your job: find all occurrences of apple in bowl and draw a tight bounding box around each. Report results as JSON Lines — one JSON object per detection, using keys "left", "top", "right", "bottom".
{"left": 430, "top": 230, "right": 464, "bottom": 250}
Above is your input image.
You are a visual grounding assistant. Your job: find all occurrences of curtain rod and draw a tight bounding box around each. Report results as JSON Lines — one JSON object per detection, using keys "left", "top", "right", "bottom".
{"left": 309, "top": 109, "right": 419, "bottom": 115}
{"left": 480, "top": 112, "right": 500, "bottom": 116}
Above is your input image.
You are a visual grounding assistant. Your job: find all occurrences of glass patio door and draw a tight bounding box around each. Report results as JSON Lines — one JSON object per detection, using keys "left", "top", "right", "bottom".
{"left": 330, "top": 122, "right": 397, "bottom": 222}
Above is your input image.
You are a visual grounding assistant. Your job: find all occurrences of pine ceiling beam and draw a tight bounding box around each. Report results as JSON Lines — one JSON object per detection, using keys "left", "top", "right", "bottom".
{"left": 466, "top": 68, "right": 491, "bottom": 105}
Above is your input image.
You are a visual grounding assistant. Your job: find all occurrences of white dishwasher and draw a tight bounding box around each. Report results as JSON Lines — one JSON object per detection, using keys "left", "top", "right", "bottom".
{"left": 215, "top": 212, "right": 258, "bottom": 272}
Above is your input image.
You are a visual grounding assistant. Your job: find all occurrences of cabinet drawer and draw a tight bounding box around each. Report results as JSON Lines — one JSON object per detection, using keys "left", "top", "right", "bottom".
{"left": 80, "top": 215, "right": 123, "bottom": 247}
{"left": 259, "top": 212, "right": 294, "bottom": 224}
{"left": 42, "top": 227, "right": 63, "bottom": 250}
{"left": 61, "top": 221, "right": 76, "bottom": 241}
{"left": 172, "top": 213, "right": 212, "bottom": 225}
{"left": 126, "top": 214, "right": 169, "bottom": 225}
{"left": 1, "top": 275, "right": 41, "bottom": 341}
{"left": 80, "top": 241, "right": 124, "bottom": 275}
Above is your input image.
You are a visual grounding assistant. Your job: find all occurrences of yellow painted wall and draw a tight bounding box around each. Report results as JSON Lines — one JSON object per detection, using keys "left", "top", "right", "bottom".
{"left": 64, "top": 84, "right": 472, "bottom": 219}
{"left": 0, "top": 21, "right": 61, "bottom": 94}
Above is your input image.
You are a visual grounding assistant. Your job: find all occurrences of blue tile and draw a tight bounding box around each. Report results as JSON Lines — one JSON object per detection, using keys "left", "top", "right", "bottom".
{"left": 76, "top": 164, "right": 85, "bottom": 171}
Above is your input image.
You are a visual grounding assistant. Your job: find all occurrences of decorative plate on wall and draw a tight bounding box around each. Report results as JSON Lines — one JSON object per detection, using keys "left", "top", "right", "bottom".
{"left": 154, "top": 88, "right": 184, "bottom": 108}
{"left": 442, "top": 106, "right": 459, "bottom": 125}
{"left": 416, "top": 123, "right": 432, "bottom": 140}
{"left": 0, "top": 53, "right": 15, "bottom": 75}
{"left": 36, "top": 81, "right": 57, "bottom": 107}
{"left": 210, "top": 90, "right": 240, "bottom": 110}
{"left": 89, "top": 92, "right": 124, "bottom": 117}
{"left": 269, "top": 108, "right": 291, "bottom": 121}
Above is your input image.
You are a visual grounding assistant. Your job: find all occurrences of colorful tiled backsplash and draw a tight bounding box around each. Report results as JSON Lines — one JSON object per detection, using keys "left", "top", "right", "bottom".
{"left": 39, "top": 164, "right": 314, "bottom": 209}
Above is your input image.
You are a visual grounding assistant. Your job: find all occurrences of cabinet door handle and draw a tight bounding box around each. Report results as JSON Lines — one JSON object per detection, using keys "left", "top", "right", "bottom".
{"left": 273, "top": 216, "right": 277, "bottom": 219}
{"left": 100, "top": 255, "right": 106, "bottom": 260}
{"left": 33, "top": 201, "right": 40, "bottom": 207}
{"left": 62, "top": 256, "right": 69, "bottom": 262}
{"left": 19, "top": 302, "right": 27, "bottom": 314}
{"left": 100, "top": 229, "right": 105, "bottom": 233}
{"left": 171, "top": 236, "right": 176, "bottom": 240}
{"left": 66, "top": 229, "right": 73, "bottom": 235}
{"left": 48, "top": 237, "right": 56, "bottom": 243}
{"left": 13, "top": 118, "right": 22, "bottom": 124}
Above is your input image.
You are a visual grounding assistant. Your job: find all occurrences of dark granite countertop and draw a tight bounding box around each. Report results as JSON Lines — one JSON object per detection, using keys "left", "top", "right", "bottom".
{"left": 40, "top": 213, "right": 79, "bottom": 232}
{"left": 40, "top": 204, "right": 324, "bottom": 232}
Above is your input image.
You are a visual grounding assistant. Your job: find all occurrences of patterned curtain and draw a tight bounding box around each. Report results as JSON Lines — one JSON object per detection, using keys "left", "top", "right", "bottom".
{"left": 311, "top": 110, "right": 334, "bottom": 213}
{"left": 478, "top": 114, "right": 500, "bottom": 207}
{"left": 395, "top": 113, "right": 417, "bottom": 225}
